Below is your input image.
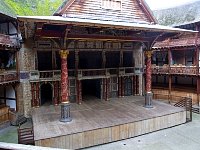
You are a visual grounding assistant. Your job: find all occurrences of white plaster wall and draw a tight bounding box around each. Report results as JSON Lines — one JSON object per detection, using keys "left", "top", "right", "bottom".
{"left": 6, "top": 86, "right": 16, "bottom": 110}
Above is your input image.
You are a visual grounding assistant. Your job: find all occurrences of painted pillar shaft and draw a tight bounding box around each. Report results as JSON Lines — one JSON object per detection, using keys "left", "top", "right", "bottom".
{"left": 118, "top": 77, "right": 122, "bottom": 97}
{"left": 54, "top": 81, "right": 59, "bottom": 105}
{"left": 60, "top": 50, "right": 69, "bottom": 104}
{"left": 31, "top": 83, "right": 35, "bottom": 107}
{"left": 77, "top": 80, "right": 82, "bottom": 104}
{"left": 121, "top": 77, "right": 124, "bottom": 97}
{"left": 144, "top": 51, "right": 153, "bottom": 108}
{"left": 35, "top": 82, "right": 40, "bottom": 107}
{"left": 145, "top": 52, "right": 152, "bottom": 93}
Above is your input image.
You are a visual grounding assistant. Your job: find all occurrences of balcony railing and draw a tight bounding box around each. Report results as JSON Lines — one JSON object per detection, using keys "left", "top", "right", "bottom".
{"left": 170, "top": 66, "right": 197, "bottom": 75}
{"left": 152, "top": 65, "right": 197, "bottom": 75}
{"left": 0, "top": 71, "right": 18, "bottom": 84}
{"left": 30, "top": 67, "right": 144, "bottom": 81}
{"left": 0, "top": 34, "right": 19, "bottom": 47}
{"left": 30, "top": 70, "right": 75, "bottom": 81}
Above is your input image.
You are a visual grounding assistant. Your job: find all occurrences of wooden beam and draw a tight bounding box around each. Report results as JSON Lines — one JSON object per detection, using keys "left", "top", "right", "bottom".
{"left": 67, "top": 34, "right": 152, "bottom": 42}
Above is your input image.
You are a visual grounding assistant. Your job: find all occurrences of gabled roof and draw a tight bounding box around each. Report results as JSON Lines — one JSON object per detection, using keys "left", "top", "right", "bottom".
{"left": 54, "top": 0, "right": 157, "bottom": 24}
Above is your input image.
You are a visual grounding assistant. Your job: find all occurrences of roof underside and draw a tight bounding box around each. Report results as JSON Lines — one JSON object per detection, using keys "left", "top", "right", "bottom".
{"left": 17, "top": 16, "right": 197, "bottom": 34}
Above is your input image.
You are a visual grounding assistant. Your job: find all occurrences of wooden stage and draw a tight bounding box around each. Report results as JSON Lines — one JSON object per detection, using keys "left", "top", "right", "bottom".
{"left": 32, "top": 96, "right": 186, "bottom": 149}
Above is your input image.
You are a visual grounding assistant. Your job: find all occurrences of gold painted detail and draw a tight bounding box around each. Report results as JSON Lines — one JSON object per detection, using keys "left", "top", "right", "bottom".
{"left": 61, "top": 101, "right": 70, "bottom": 104}
{"left": 145, "top": 51, "right": 153, "bottom": 58}
{"left": 60, "top": 50, "right": 69, "bottom": 59}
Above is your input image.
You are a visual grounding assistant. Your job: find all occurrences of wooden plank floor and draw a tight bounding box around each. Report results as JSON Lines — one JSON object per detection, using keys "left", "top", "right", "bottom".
{"left": 32, "top": 96, "right": 185, "bottom": 141}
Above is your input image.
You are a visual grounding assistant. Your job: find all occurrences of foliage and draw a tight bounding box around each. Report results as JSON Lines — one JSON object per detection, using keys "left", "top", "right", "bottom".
{"left": 153, "top": 0, "right": 200, "bottom": 26}
{"left": 1, "top": 0, "right": 65, "bottom": 17}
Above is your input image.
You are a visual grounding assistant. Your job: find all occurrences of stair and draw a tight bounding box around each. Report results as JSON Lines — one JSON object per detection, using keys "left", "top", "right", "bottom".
{"left": 10, "top": 112, "right": 27, "bottom": 126}
{"left": 192, "top": 105, "right": 200, "bottom": 114}
{"left": 18, "top": 127, "right": 34, "bottom": 145}
{"left": 174, "top": 97, "right": 192, "bottom": 122}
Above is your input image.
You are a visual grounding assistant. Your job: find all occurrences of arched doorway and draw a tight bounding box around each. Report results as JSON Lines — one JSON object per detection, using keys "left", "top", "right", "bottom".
{"left": 124, "top": 78, "right": 132, "bottom": 96}
{"left": 40, "top": 83, "right": 53, "bottom": 106}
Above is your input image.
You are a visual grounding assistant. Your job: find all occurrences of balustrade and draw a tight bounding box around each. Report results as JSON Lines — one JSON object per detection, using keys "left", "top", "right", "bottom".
{"left": 0, "top": 71, "right": 18, "bottom": 83}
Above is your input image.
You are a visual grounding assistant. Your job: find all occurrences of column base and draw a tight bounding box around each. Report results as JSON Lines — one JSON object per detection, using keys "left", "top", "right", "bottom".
{"left": 144, "top": 92, "right": 153, "bottom": 108}
{"left": 60, "top": 103, "right": 72, "bottom": 122}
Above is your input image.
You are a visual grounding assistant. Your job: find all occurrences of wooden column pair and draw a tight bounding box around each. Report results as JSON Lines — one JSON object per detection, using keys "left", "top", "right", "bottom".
{"left": 53, "top": 81, "right": 60, "bottom": 105}
{"left": 118, "top": 77, "right": 125, "bottom": 97}
{"left": 31, "top": 82, "right": 40, "bottom": 107}
{"left": 144, "top": 51, "right": 153, "bottom": 108}
{"left": 60, "top": 50, "right": 72, "bottom": 122}
{"left": 103, "top": 78, "right": 110, "bottom": 101}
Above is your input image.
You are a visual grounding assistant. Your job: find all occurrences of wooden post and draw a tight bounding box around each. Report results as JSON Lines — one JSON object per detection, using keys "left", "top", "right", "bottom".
{"left": 75, "top": 50, "right": 81, "bottom": 104}
{"left": 15, "top": 51, "right": 20, "bottom": 80}
{"left": 120, "top": 50, "right": 123, "bottom": 67}
{"left": 144, "top": 51, "right": 153, "bottom": 108}
{"left": 31, "top": 83, "right": 35, "bottom": 107}
{"left": 77, "top": 80, "right": 82, "bottom": 104}
{"left": 53, "top": 81, "right": 59, "bottom": 105}
{"left": 105, "top": 78, "right": 110, "bottom": 100}
{"left": 168, "top": 75, "right": 172, "bottom": 104}
{"left": 35, "top": 82, "right": 40, "bottom": 107}
{"left": 168, "top": 49, "right": 172, "bottom": 103}
{"left": 121, "top": 77, "right": 124, "bottom": 97}
{"left": 197, "top": 77, "right": 200, "bottom": 106}
{"left": 118, "top": 77, "right": 122, "bottom": 97}
{"left": 60, "top": 50, "right": 72, "bottom": 122}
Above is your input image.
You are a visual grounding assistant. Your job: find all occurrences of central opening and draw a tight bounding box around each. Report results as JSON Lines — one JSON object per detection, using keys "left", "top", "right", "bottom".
{"left": 40, "top": 83, "right": 53, "bottom": 106}
{"left": 82, "top": 79, "right": 101, "bottom": 100}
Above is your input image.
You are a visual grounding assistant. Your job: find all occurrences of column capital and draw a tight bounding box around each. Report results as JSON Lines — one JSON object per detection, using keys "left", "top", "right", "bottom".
{"left": 145, "top": 51, "right": 153, "bottom": 58}
{"left": 60, "top": 50, "right": 69, "bottom": 59}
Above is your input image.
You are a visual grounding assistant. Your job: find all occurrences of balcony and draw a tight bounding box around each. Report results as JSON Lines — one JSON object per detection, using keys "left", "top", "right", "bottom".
{"left": 152, "top": 65, "right": 198, "bottom": 76}
{"left": 152, "top": 65, "right": 169, "bottom": 74}
{"left": 30, "top": 70, "right": 76, "bottom": 81}
{"left": 29, "top": 67, "right": 144, "bottom": 81}
{"left": 0, "top": 34, "right": 19, "bottom": 48}
{"left": 170, "top": 65, "right": 197, "bottom": 75}
{"left": 0, "top": 71, "right": 18, "bottom": 85}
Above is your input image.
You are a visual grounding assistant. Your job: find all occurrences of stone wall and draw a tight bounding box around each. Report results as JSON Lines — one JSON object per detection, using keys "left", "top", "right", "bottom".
{"left": 17, "top": 41, "right": 36, "bottom": 117}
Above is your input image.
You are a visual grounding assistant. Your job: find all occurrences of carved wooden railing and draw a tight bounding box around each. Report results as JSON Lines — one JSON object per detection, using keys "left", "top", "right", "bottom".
{"left": 0, "top": 71, "right": 18, "bottom": 84}
{"left": 30, "top": 67, "right": 143, "bottom": 80}
{"left": 78, "top": 67, "right": 143, "bottom": 78}
{"left": 0, "top": 34, "right": 18, "bottom": 47}
{"left": 18, "top": 127, "right": 34, "bottom": 145}
{"left": 30, "top": 70, "right": 75, "bottom": 81}
{"left": 152, "top": 65, "right": 169, "bottom": 74}
{"left": 170, "top": 66, "right": 197, "bottom": 75}
{"left": 174, "top": 97, "right": 192, "bottom": 122}
{"left": 152, "top": 65, "right": 197, "bottom": 75}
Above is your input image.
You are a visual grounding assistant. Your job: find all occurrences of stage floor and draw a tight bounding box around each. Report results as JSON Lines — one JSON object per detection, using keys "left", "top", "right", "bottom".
{"left": 32, "top": 96, "right": 186, "bottom": 149}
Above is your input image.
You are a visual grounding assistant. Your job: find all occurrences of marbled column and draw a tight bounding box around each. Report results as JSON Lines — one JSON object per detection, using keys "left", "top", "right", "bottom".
{"left": 145, "top": 51, "right": 153, "bottom": 108}
{"left": 60, "top": 50, "right": 72, "bottom": 122}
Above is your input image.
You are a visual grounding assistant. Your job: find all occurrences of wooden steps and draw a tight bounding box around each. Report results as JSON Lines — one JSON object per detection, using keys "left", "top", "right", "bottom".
{"left": 18, "top": 127, "right": 34, "bottom": 145}
{"left": 10, "top": 112, "right": 27, "bottom": 126}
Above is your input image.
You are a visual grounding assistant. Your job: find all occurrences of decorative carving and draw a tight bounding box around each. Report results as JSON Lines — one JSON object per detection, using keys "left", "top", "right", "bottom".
{"left": 60, "top": 50, "right": 69, "bottom": 59}
{"left": 145, "top": 51, "right": 153, "bottom": 58}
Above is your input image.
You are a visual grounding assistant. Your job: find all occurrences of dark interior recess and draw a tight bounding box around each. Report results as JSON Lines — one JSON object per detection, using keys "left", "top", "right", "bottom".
{"left": 37, "top": 51, "right": 52, "bottom": 71}
{"left": 40, "top": 83, "right": 52, "bottom": 105}
{"left": 79, "top": 51, "right": 102, "bottom": 69}
{"left": 106, "top": 51, "right": 120, "bottom": 68}
{"left": 82, "top": 79, "right": 101, "bottom": 99}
